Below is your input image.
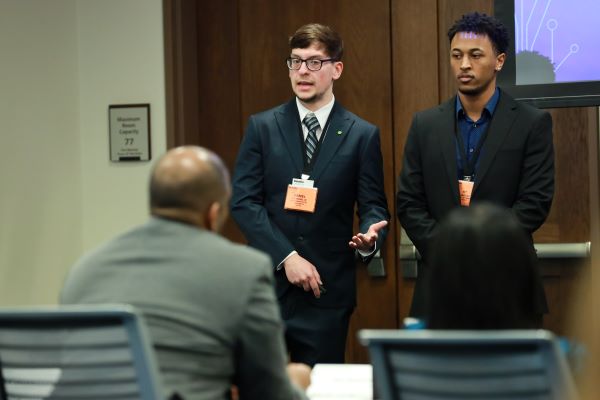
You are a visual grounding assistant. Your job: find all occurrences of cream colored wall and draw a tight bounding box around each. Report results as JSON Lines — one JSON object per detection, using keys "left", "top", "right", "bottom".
{"left": 0, "top": 0, "right": 166, "bottom": 305}
{"left": 0, "top": 0, "right": 81, "bottom": 305}
{"left": 77, "top": 0, "right": 166, "bottom": 250}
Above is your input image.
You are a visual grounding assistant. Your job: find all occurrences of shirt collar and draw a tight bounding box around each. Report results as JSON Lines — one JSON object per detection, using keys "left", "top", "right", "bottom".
{"left": 296, "top": 95, "right": 335, "bottom": 129}
{"left": 455, "top": 87, "right": 500, "bottom": 121}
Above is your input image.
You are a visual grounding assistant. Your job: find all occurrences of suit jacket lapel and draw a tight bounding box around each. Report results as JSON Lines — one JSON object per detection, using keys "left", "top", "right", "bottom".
{"left": 473, "top": 91, "right": 518, "bottom": 195}
{"left": 437, "top": 99, "right": 460, "bottom": 204}
{"left": 310, "top": 102, "right": 353, "bottom": 181}
{"left": 274, "top": 99, "right": 304, "bottom": 175}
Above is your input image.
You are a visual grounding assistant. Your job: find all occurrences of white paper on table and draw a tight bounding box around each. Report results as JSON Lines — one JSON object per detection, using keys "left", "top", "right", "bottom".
{"left": 306, "top": 363, "right": 373, "bottom": 400}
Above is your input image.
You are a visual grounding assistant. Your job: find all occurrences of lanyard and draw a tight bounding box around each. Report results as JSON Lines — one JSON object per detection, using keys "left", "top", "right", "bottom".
{"left": 454, "top": 112, "right": 493, "bottom": 180}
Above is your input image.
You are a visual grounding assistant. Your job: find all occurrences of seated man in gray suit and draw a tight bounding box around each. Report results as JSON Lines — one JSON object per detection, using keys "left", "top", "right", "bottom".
{"left": 61, "top": 146, "right": 310, "bottom": 400}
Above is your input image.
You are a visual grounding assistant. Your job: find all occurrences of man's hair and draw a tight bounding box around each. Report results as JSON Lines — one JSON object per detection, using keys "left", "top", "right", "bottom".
{"left": 289, "top": 23, "right": 344, "bottom": 61}
{"left": 149, "top": 147, "right": 230, "bottom": 213}
{"left": 447, "top": 12, "right": 509, "bottom": 55}
{"left": 426, "top": 203, "right": 542, "bottom": 329}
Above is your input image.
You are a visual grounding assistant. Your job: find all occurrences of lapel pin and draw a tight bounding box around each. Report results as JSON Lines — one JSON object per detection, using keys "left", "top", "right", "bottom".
{"left": 336, "top": 130, "right": 343, "bottom": 135}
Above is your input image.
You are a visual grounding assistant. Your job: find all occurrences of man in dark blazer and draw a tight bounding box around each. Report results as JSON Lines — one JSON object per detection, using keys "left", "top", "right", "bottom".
{"left": 231, "top": 23, "right": 389, "bottom": 366}
{"left": 397, "top": 12, "right": 554, "bottom": 318}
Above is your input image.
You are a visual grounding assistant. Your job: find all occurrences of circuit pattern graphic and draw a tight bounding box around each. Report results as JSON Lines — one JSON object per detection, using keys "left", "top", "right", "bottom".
{"left": 514, "top": 0, "right": 600, "bottom": 84}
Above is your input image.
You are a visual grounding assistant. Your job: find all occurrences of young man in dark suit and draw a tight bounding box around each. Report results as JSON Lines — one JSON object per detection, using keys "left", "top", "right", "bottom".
{"left": 397, "top": 12, "right": 554, "bottom": 319}
{"left": 231, "top": 23, "right": 389, "bottom": 366}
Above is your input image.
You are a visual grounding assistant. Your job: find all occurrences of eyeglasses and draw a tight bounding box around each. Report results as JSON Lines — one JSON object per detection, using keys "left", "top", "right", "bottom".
{"left": 286, "top": 57, "right": 337, "bottom": 71}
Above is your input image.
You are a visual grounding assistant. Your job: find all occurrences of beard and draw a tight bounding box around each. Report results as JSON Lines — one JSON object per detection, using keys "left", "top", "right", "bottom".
{"left": 458, "top": 83, "right": 486, "bottom": 96}
{"left": 298, "top": 93, "right": 318, "bottom": 103}
{"left": 295, "top": 89, "right": 324, "bottom": 104}
{"left": 458, "top": 77, "right": 495, "bottom": 97}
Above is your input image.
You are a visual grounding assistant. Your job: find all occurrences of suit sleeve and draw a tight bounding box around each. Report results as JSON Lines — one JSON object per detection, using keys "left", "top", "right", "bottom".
{"left": 356, "top": 126, "right": 390, "bottom": 262}
{"left": 512, "top": 111, "right": 554, "bottom": 233}
{"left": 231, "top": 116, "right": 295, "bottom": 267}
{"left": 396, "top": 114, "right": 438, "bottom": 261}
{"left": 234, "top": 260, "right": 308, "bottom": 400}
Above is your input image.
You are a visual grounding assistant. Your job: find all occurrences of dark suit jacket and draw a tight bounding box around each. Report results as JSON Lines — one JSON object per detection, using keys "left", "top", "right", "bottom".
{"left": 231, "top": 98, "right": 390, "bottom": 308}
{"left": 397, "top": 89, "right": 554, "bottom": 314}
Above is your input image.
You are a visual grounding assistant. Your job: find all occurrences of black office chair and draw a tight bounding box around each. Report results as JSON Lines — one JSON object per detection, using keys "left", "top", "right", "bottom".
{"left": 0, "top": 305, "right": 163, "bottom": 399}
{"left": 359, "top": 329, "right": 578, "bottom": 400}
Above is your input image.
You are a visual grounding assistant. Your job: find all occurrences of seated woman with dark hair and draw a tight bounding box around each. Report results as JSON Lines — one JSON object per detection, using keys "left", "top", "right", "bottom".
{"left": 424, "top": 202, "right": 544, "bottom": 329}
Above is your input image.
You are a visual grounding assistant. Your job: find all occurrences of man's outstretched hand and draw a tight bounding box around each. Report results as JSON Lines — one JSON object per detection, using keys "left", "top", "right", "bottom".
{"left": 348, "top": 220, "right": 388, "bottom": 252}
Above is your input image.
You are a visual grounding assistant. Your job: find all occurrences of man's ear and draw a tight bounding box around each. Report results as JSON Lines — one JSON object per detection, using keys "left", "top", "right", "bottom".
{"left": 332, "top": 61, "right": 343, "bottom": 80}
{"left": 206, "top": 202, "right": 221, "bottom": 232}
{"left": 495, "top": 52, "right": 506, "bottom": 71}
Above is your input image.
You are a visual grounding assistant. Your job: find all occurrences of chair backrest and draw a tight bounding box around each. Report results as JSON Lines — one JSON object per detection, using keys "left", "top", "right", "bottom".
{"left": 359, "top": 329, "right": 578, "bottom": 400}
{"left": 0, "top": 305, "right": 163, "bottom": 400}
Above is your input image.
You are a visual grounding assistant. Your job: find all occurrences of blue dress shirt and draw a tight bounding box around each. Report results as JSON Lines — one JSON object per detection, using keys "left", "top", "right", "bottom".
{"left": 455, "top": 88, "right": 500, "bottom": 179}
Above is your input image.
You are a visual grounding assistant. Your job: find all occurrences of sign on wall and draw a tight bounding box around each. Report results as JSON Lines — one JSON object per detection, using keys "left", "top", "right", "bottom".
{"left": 109, "top": 104, "right": 151, "bottom": 162}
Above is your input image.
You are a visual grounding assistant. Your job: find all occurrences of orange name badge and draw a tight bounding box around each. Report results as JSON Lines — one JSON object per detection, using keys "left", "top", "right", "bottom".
{"left": 284, "top": 185, "right": 318, "bottom": 213}
{"left": 458, "top": 179, "right": 474, "bottom": 207}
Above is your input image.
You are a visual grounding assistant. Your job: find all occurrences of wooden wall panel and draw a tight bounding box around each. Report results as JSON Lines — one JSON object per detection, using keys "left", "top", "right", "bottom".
{"left": 537, "top": 108, "right": 591, "bottom": 243}
{"left": 193, "top": 1, "right": 241, "bottom": 170}
{"left": 194, "top": 0, "right": 244, "bottom": 242}
{"left": 238, "top": 1, "right": 292, "bottom": 120}
{"left": 391, "top": 0, "right": 439, "bottom": 320}
{"left": 332, "top": 0, "right": 397, "bottom": 364}
{"left": 164, "top": 0, "right": 243, "bottom": 241}
{"left": 164, "top": 0, "right": 200, "bottom": 148}
{"left": 164, "top": 0, "right": 241, "bottom": 168}
{"left": 539, "top": 106, "right": 598, "bottom": 334}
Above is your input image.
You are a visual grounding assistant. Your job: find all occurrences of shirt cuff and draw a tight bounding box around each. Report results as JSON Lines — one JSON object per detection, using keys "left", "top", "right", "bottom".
{"left": 277, "top": 250, "right": 298, "bottom": 270}
{"left": 357, "top": 242, "right": 377, "bottom": 258}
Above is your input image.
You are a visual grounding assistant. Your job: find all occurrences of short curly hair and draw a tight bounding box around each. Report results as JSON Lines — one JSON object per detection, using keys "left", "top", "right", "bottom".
{"left": 447, "top": 12, "right": 509, "bottom": 55}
